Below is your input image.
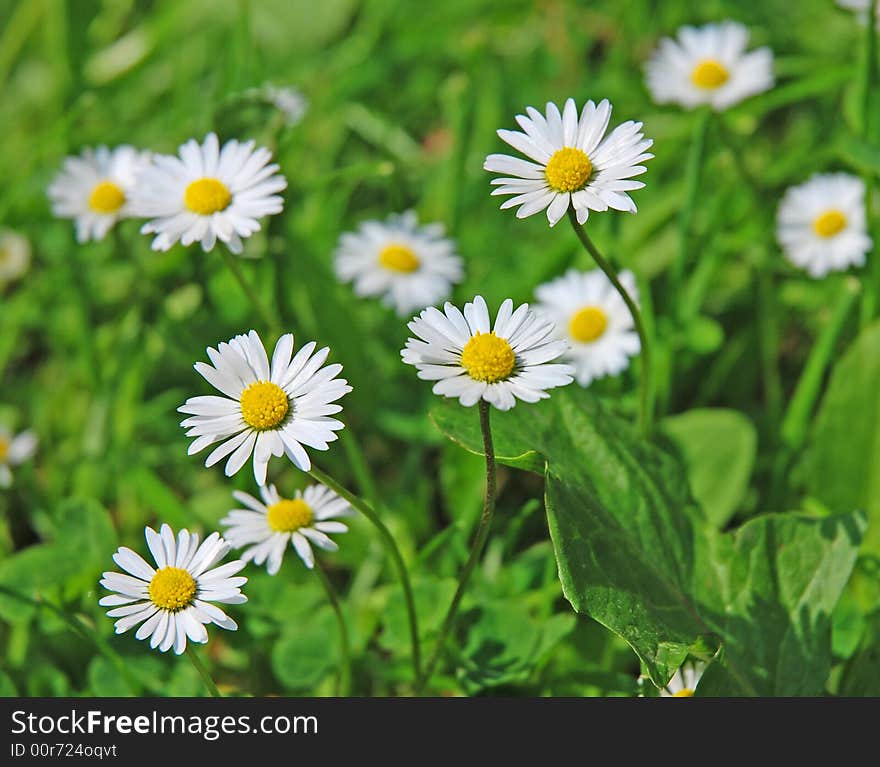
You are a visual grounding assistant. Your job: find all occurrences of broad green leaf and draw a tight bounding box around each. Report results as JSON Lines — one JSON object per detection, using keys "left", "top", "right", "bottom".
{"left": 271, "top": 607, "right": 339, "bottom": 690}
{"left": 431, "top": 389, "right": 864, "bottom": 694}
{"left": 662, "top": 408, "right": 757, "bottom": 528}
{"left": 379, "top": 576, "right": 457, "bottom": 656}
{"left": 806, "top": 319, "right": 880, "bottom": 553}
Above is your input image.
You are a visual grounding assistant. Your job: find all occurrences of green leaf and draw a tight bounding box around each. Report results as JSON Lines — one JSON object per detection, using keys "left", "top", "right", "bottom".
{"left": 661, "top": 408, "right": 757, "bottom": 528}
{"left": 806, "top": 319, "right": 880, "bottom": 553}
{"left": 431, "top": 389, "right": 864, "bottom": 694}
{"left": 270, "top": 607, "right": 339, "bottom": 690}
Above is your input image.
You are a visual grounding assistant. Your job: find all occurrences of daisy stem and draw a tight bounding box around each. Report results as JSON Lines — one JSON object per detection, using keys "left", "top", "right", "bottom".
{"left": 567, "top": 209, "right": 653, "bottom": 436}
{"left": 416, "top": 400, "right": 497, "bottom": 694}
{"left": 314, "top": 559, "right": 351, "bottom": 696}
{"left": 672, "top": 108, "right": 711, "bottom": 308}
{"left": 307, "top": 466, "right": 422, "bottom": 683}
{"left": 185, "top": 645, "right": 222, "bottom": 698}
{"left": 217, "top": 246, "right": 281, "bottom": 335}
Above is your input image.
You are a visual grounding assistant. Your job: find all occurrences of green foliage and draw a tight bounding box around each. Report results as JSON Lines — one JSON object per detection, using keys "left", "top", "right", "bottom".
{"left": 432, "top": 389, "right": 864, "bottom": 694}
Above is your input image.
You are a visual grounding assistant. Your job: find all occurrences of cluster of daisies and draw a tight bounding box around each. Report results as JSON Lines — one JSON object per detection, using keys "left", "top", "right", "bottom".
{"left": 39, "top": 13, "right": 873, "bottom": 690}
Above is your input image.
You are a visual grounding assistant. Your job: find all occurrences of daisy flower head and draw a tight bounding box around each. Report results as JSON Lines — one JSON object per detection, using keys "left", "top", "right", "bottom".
{"left": 661, "top": 661, "right": 705, "bottom": 697}
{"left": 484, "top": 98, "right": 653, "bottom": 227}
{"left": 645, "top": 21, "right": 774, "bottom": 111}
{"left": 534, "top": 268, "right": 640, "bottom": 388}
{"left": 179, "top": 330, "right": 351, "bottom": 485}
{"left": 776, "top": 173, "right": 872, "bottom": 278}
{"left": 334, "top": 210, "right": 464, "bottom": 316}
{"left": 132, "top": 132, "right": 286, "bottom": 254}
{"left": 47, "top": 145, "right": 151, "bottom": 242}
{"left": 0, "top": 427, "right": 37, "bottom": 488}
{"left": 99, "top": 524, "right": 247, "bottom": 655}
{"left": 401, "top": 295, "right": 575, "bottom": 411}
{"left": 0, "top": 229, "right": 31, "bottom": 285}
{"left": 220, "top": 483, "right": 351, "bottom": 573}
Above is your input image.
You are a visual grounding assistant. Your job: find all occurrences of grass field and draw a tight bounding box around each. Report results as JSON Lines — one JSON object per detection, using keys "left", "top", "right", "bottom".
{"left": 1, "top": 0, "right": 879, "bottom": 697}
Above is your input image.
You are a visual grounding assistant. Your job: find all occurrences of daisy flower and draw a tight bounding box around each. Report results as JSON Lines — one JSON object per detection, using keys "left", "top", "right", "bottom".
{"left": 262, "top": 84, "right": 309, "bottom": 126}
{"left": 179, "top": 330, "right": 351, "bottom": 485}
{"left": 776, "top": 173, "right": 872, "bottom": 278}
{"left": 220, "top": 483, "right": 351, "bottom": 573}
{"left": 0, "top": 229, "right": 31, "bottom": 285}
{"left": 837, "top": 0, "right": 880, "bottom": 27}
{"left": 484, "top": 98, "right": 653, "bottom": 227}
{"left": 132, "top": 132, "right": 286, "bottom": 254}
{"left": 661, "top": 661, "right": 705, "bottom": 697}
{"left": 401, "top": 295, "right": 574, "bottom": 411}
{"left": 47, "top": 145, "right": 151, "bottom": 242}
{"left": 0, "top": 427, "right": 37, "bottom": 488}
{"left": 534, "top": 268, "right": 640, "bottom": 387}
{"left": 334, "top": 210, "right": 464, "bottom": 316}
{"left": 645, "top": 21, "right": 774, "bottom": 111}
{"left": 99, "top": 524, "right": 247, "bottom": 655}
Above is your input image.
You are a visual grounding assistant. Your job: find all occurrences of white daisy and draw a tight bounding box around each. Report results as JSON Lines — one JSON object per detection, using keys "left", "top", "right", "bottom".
{"left": 484, "top": 98, "right": 653, "bottom": 227}
{"left": 262, "top": 84, "right": 308, "bottom": 126}
{"left": 776, "top": 173, "right": 872, "bottom": 278}
{"left": 0, "top": 427, "right": 37, "bottom": 488}
{"left": 334, "top": 210, "right": 464, "bottom": 316}
{"left": 132, "top": 132, "right": 286, "bottom": 254}
{"left": 0, "top": 229, "right": 31, "bottom": 285}
{"left": 220, "top": 483, "right": 351, "bottom": 573}
{"left": 645, "top": 21, "right": 774, "bottom": 111}
{"left": 99, "top": 524, "right": 247, "bottom": 655}
{"left": 47, "top": 145, "right": 151, "bottom": 242}
{"left": 179, "top": 330, "right": 351, "bottom": 485}
{"left": 837, "top": 0, "right": 880, "bottom": 27}
{"left": 534, "top": 268, "right": 640, "bottom": 387}
{"left": 401, "top": 295, "right": 574, "bottom": 411}
{"left": 661, "top": 661, "right": 705, "bottom": 697}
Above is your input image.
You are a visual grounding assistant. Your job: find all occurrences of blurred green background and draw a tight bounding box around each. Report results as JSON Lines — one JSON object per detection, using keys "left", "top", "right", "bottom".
{"left": 1, "top": 0, "right": 879, "bottom": 696}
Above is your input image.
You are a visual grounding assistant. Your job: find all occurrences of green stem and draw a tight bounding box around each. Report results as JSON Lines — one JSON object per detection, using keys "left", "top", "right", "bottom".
{"left": 185, "top": 645, "right": 221, "bottom": 698}
{"left": 673, "top": 108, "right": 711, "bottom": 308}
{"left": 567, "top": 209, "right": 653, "bottom": 436}
{"left": 217, "top": 246, "right": 280, "bottom": 335}
{"left": 859, "top": 0, "right": 878, "bottom": 328}
{"left": 416, "top": 400, "right": 496, "bottom": 693}
{"left": 0, "top": 585, "right": 139, "bottom": 695}
{"left": 314, "top": 559, "right": 351, "bottom": 696}
{"left": 307, "top": 466, "right": 421, "bottom": 682}
{"left": 755, "top": 262, "right": 783, "bottom": 434}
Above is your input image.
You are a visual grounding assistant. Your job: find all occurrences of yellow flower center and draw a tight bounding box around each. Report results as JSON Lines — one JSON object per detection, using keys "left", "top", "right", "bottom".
{"left": 672, "top": 688, "right": 695, "bottom": 697}
{"left": 545, "top": 147, "right": 593, "bottom": 193}
{"left": 266, "top": 498, "right": 314, "bottom": 532}
{"left": 378, "top": 243, "right": 421, "bottom": 273}
{"left": 240, "top": 381, "right": 289, "bottom": 430}
{"left": 569, "top": 306, "right": 608, "bottom": 343}
{"left": 691, "top": 59, "right": 730, "bottom": 89}
{"left": 148, "top": 567, "right": 197, "bottom": 612}
{"left": 88, "top": 180, "right": 126, "bottom": 214}
{"left": 460, "top": 332, "right": 516, "bottom": 383}
{"left": 0, "top": 437, "right": 9, "bottom": 463}
{"left": 184, "top": 178, "right": 232, "bottom": 215}
{"left": 813, "top": 209, "right": 847, "bottom": 238}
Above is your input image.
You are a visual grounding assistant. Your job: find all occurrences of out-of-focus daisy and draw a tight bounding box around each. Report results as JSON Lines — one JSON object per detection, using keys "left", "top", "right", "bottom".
{"left": 661, "top": 661, "right": 705, "bottom": 697}
{"left": 837, "top": 0, "right": 880, "bottom": 27}
{"left": 483, "top": 98, "right": 653, "bottom": 227}
{"left": 263, "top": 84, "right": 308, "bottom": 126}
{"left": 0, "top": 230, "right": 31, "bottom": 285}
{"left": 220, "top": 483, "right": 351, "bottom": 573}
{"left": 534, "top": 268, "right": 640, "bottom": 387}
{"left": 99, "top": 524, "right": 247, "bottom": 655}
{"left": 334, "top": 210, "right": 464, "bottom": 316}
{"left": 0, "top": 427, "right": 37, "bottom": 488}
{"left": 776, "top": 173, "right": 872, "bottom": 278}
{"left": 132, "top": 132, "right": 286, "bottom": 254}
{"left": 179, "top": 330, "right": 351, "bottom": 485}
{"left": 48, "top": 145, "right": 150, "bottom": 242}
{"left": 401, "top": 295, "right": 574, "bottom": 411}
{"left": 645, "top": 22, "right": 774, "bottom": 111}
